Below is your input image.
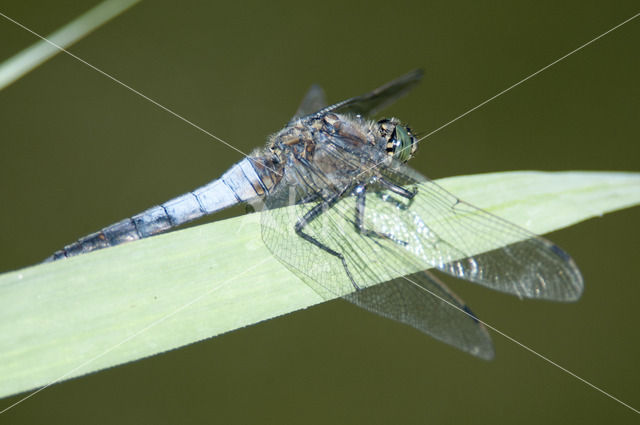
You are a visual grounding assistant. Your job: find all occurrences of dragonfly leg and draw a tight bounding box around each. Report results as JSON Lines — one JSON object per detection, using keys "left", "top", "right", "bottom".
{"left": 378, "top": 177, "right": 417, "bottom": 202}
{"left": 354, "top": 185, "right": 408, "bottom": 246}
{"left": 295, "top": 189, "right": 360, "bottom": 290}
{"left": 296, "top": 191, "right": 322, "bottom": 205}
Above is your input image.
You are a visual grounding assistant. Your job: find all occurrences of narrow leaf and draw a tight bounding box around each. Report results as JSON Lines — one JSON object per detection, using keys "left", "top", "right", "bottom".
{"left": 0, "top": 0, "right": 140, "bottom": 90}
{"left": 0, "top": 171, "right": 638, "bottom": 398}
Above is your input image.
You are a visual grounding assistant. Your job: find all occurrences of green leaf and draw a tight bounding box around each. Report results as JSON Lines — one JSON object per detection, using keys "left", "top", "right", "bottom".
{"left": 0, "top": 170, "right": 638, "bottom": 398}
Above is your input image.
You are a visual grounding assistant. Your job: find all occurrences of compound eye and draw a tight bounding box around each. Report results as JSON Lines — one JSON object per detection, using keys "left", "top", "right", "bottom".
{"left": 391, "top": 125, "right": 415, "bottom": 162}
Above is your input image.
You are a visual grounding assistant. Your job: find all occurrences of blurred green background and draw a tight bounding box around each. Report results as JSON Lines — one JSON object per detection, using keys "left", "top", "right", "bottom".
{"left": 1, "top": 1, "right": 639, "bottom": 423}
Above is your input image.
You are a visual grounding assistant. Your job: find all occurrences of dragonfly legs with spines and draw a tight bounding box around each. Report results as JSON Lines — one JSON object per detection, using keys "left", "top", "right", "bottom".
{"left": 294, "top": 186, "right": 360, "bottom": 290}
{"left": 294, "top": 179, "right": 419, "bottom": 292}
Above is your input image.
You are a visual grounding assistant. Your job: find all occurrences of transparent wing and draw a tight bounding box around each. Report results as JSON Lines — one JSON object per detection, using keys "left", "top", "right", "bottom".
{"left": 309, "top": 69, "right": 424, "bottom": 118}
{"left": 292, "top": 84, "right": 327, "bottom": 120}
{"left": 261, "top": 135, "right": 583, "bottom": 303}
{"left": 375, "top": 161, "right": 584, "bottom": 300}
{"left": 344, "top": 271, "right": 494, "bottom": 359}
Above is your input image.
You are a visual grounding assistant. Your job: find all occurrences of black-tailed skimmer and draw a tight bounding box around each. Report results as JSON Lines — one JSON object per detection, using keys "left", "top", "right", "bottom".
{"left": 47, "top": 70, "right": 583, "bottom": 360}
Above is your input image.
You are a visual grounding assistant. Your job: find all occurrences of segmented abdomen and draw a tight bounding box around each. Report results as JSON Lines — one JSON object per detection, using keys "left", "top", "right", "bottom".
{"left": 45, "top": 157, "right": 278, "bottom": 261}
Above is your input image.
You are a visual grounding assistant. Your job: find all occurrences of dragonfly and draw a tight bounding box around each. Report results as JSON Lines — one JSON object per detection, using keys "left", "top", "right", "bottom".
{"left": 46, "top": 69, "right": 583, "bottom": 359}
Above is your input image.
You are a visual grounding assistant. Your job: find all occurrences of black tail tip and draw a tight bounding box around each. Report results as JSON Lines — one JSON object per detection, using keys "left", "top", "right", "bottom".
{"left": 43, "top": 250, "right": 67, "bottom": 263}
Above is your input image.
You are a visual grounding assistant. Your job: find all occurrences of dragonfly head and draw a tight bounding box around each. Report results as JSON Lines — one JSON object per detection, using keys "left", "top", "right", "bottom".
{"left": 377, "top": 118, "right": 417, "bottom": 163}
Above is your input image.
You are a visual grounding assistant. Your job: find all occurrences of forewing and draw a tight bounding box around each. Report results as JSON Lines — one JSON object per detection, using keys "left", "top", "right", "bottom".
{"left": 344, "top": 271, "right": 494, "bottom": 359}
{"left": 372, "top": 161, "right": 584, "bottom": 301}
{"left": 310, "top": 69, "right": 424, "bottom": 118}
